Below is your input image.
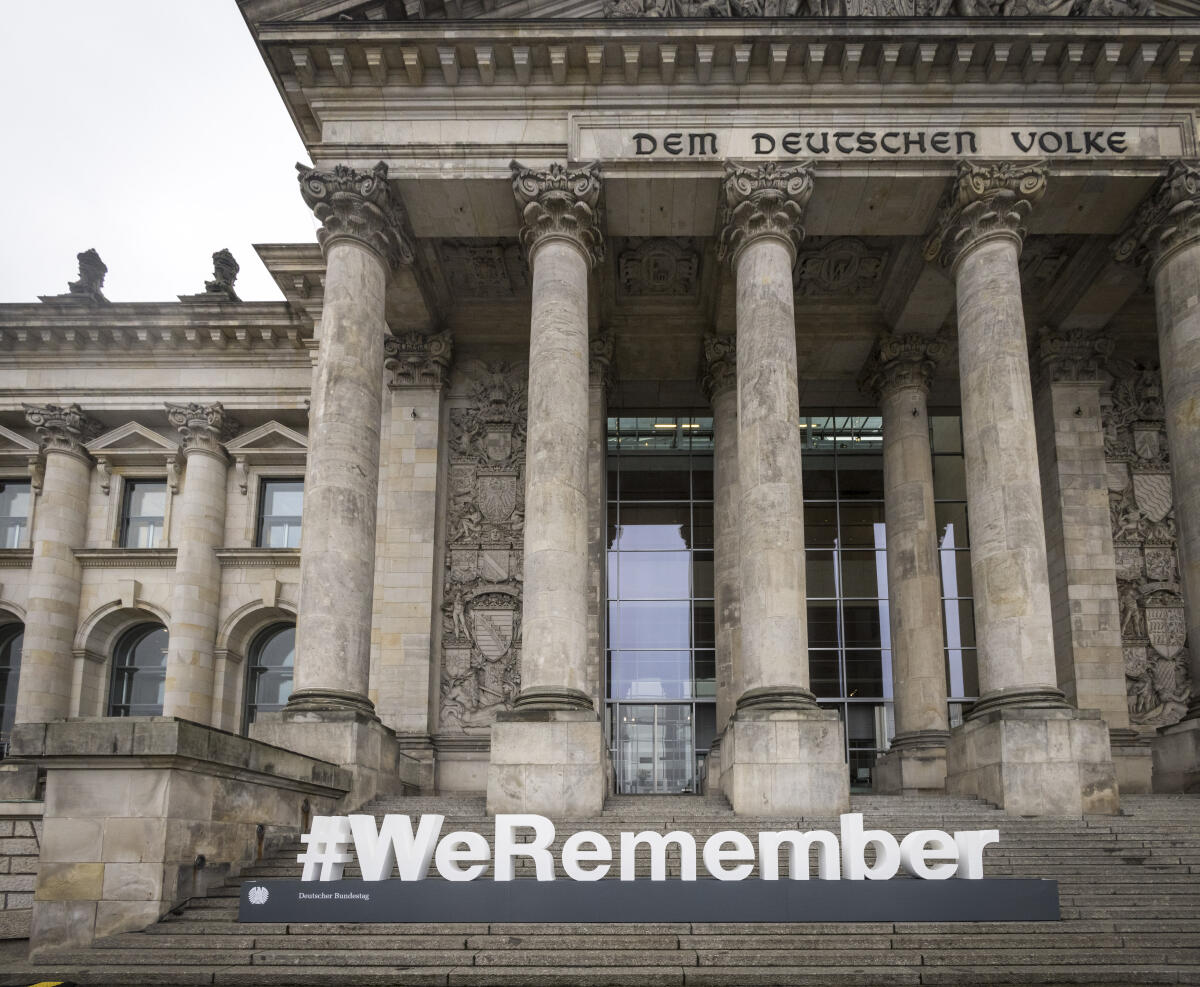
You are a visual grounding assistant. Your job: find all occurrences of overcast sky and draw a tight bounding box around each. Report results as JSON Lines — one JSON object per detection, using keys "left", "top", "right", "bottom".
{"left": 0, "top": 2, "right": 318, "bottom": 303}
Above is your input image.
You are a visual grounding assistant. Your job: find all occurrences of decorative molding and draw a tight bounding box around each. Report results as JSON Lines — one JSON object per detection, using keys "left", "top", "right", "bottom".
{"left": 0, "top": 551, "right": 32, "bottom": 569}
{"left": 511, "top": 160, "right": 605, "bottom": 267}
{"left": 717, "top": 161, "right": 814, "bottom": 266}
{"left": 166, "top": 402, "right": 241, "bottom": 459}
{"left": 603, "top": 0, "right": 1152, "bottom": 14}
{"left": 438, "top": 241, "right": 529, "bottom": 298}
{"left": 923, "top": 160, "right": 1049, "bottom": 270}
{"left": 73, "top": 548, "right": 178, "bottom": 569}
{"left": 39, "top": 248, "right": 109, "bottom": 305}
{"left": 793, "top": 237, "right": 887, "bottom": 297}
{"left": 224, "top": 421, "right": 308, "bottom": 474}
{"left": 858, "top": 332, "right": 947, "bottom": 401}
{"left": 1036, "top": 326, "right": 1115, "bottom": 382}
{"left": 589, "top": 330, "right": 616, "bottom": 391}
{"left": 617, "top": 238, "right": 700, "bottom": 297}
{"left": 296, "top": 161, "right": 415, "bottom": 271}
{"left": 1018, "top": 235, "right": 1081, "bottom": 295}
{"left": 1112, "top": 160, "right": 1200, "bottom": 275}
{"left": 23, "top": 403, "right": 103, "bottom": 459}
{"left": 384, "top": 329, "right": 454, "bottom": 389}
{"left": 701, "top": 332, "right": 737, "bottom": 403}
{"left": 215, "top": 549, "right": 302, "bottom": 568}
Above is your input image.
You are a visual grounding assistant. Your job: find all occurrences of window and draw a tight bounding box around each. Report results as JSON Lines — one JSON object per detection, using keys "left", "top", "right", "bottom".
{"left": 243, "top": 623, "right": 295, "bottom": 731}
{"left": 257, "top": 479, "right": 303, "bottom": 548}
{"left": 0, "top": 625, "right": 23, "bottom": 754}
{"left": 120, "top": 480, "right": 167, "bottom": 548}
{"left": 108, "top": 624, "right": 168, "bottom": 716}
{"left": 0, "top": 481, "right": 30, "bottom": 549}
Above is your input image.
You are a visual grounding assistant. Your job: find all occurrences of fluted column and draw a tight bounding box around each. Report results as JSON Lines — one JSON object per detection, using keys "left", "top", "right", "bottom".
{"left": 162, "top": 403, "right": 238, "bottom": 724}
{"left": 487, "top": 162, "right": 608, "bottom": 818}
{"left": 860, "top": 334, "right": 950, "bottom": 794}
{"left": 287, "top": 162, "right": 413, "bottom": 715}
{"left": 927, "top": 162, "right": 1117, "bottom": 815}
{"left": 16, "top": 404, "right": 100, "bottom": 723}
{"left": 1115, "top": 161, "right": 1200, "bottom": 792}
{"left": 715, "top": 162, "right": 848, "bottom": 817}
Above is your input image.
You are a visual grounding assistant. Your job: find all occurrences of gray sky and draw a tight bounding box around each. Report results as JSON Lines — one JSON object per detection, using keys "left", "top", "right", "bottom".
{"left": 0, "top": 1, "right": 317, "bottom": 303}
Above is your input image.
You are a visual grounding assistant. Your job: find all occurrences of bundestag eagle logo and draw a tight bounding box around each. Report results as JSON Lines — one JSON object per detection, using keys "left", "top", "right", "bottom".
{"left": 248, "top": 886, "right": 270, "bottom": 905}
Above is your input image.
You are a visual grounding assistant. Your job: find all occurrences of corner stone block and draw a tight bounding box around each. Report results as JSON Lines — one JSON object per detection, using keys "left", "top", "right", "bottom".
{"left": 486, "top": 711, "right": 606, "bottom": 818}
{"left": 41, "top": 817, "right": 104, "bottom": 863}
{"left": 29, "top": 900, "right": 97, "bottom": 958}
{"left": 1152, "top": 718, "right": 1200, "bottom": 793}
{"left": 35, "top": 862, "right": 104, "bottom": 901}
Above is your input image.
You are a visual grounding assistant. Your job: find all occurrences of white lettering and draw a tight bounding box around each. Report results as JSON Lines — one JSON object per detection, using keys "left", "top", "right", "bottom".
{"left": 435, "top": 831, "right": 490, "bottom": 881}
{"left": 841, "top": 813, "right": 901, "bottom": 881}
{"left": 953, "top": 829, "right": 1000, "bottom": 880}
{"left": 562, "top": 831, "right": 612, "bottom": 881}
{"left": 899, "top": 830, "right": 958, "bottom": 880}
{"left": 758, "top": 830, "right": 841, "bottom": 880}
{"left": 620, "top": 830, "right": 696, "bottom": 881}
{"left": 494, "top": 814, "right": 557, "bottom": 881}
{"left": 702, "top": 832, "right": 755, "bottom": 881}
{"left": 348, "top": 813, "right": 443, "bottom": 881}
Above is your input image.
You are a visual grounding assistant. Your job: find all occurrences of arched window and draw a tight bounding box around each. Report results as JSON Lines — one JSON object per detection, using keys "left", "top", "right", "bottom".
{"left": 108, "top": 624, "right": 168, "bottom": 717}
{"left": 0, "top": 624, "right": 23, "bottom": 754}
{"left": 244, "top": 623, "right": 294, "bottom": 732}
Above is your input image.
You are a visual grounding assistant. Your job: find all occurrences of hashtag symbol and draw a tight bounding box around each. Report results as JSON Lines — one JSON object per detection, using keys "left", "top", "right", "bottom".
{"left": 297, "top": 816, "right": 355, "bottom": 881}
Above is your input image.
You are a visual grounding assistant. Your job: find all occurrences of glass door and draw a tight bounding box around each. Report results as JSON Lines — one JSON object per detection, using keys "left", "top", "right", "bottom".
{"left": 614, "top": 703, "right": 695, "bottom": 794}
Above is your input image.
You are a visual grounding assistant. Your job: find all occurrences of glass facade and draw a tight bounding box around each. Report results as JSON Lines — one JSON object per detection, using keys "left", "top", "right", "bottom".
{"left": 604, "top": 409, "right": 977, "bottom": 793}
{"left": 108, "top": 624, "right": 169, "bottom": 717}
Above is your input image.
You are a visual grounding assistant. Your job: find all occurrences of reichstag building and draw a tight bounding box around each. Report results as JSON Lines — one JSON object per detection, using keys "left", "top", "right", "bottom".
{"left": 0, "top": 0, "right": 1199, "bottom": 970}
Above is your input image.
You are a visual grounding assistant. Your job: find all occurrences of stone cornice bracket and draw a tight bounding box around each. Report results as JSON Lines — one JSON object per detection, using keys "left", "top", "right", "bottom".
{"left": 510, "top": 160, "right": 605, "bottom": 268}
{"left": 1111, "top": 160, "right": 1200, "bottom": 278}
{"left": 701, "top": 332, "right": 737, "bottom": 404}
{"left": 296, "top": 161, "right": 415, "bottom": 272}
{"left": 1036, "top": 326, "right": 1115, "bottom": 383}
{"left": 858, "top": 332, "right": 947, "bottom": 402}
{"left": 922, "top": 160, "right": 1049, "bottom": 273}
{"left": 22, "top": 403, "right": 102, "bottom": 461}
{"left": 166, "top": 402, "right": 241, "bottom": 460}
{"left": 717, "top": 160, "right": 814, "bottom": 270}
{"left": 384, "top": 329, "right": 454, "bottom": 389}
{"left": 589, "top": 330, "right": 616, "bottom": 392}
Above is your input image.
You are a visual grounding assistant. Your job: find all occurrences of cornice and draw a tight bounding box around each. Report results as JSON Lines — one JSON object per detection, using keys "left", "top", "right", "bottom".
{"left": 216, "top": 548, "right": 302, "bottom": 568}
{"left": 0, "top": 550, "right": 33, "bottom": 569}
{"left": 74, "top": 549, "right": 179, "bottom": 569}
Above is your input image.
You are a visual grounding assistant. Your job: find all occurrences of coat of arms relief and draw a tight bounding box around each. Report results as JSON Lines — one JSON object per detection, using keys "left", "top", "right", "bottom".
{"left": 1105, "top": 364, "right": 1191, "bottom": 729}
{"left": 440, "top": 360, "right": 528, "bottom": 732}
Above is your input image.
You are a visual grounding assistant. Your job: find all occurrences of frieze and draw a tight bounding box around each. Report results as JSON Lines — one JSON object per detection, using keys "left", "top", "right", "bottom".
{"left": 439, "top": 241, "right": 529, "bottom": 299}
{"left": 793, "top": 237, "right": 887, "bottom": 297}
{"left": 1104, "top": 362, "right": 1190, "bottom": 730}
{"left": 441, "top": 360, "right": 528, "bottom": 732}
{"left": 617, "top": 238, "right": 701, "bottom": 297}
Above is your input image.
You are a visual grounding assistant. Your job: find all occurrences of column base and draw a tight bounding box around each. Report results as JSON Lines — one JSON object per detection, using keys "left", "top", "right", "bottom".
{"left": 723, "top": 707, "right": 849, "bottom": 817}
{"left": 513, "top": 687, "right": 594, "bottom": 712}
{"left": 249, "top": 707, "right": 420, "bottom": 808}
{"left": 947, "top": 706, "right": 1118, "bottom": 816}
{"left": 1110, "top": 728, "right": 1154, "bottom": 795}
{"left": 486, "top": 708, "right": 606, "bottom": 818}
{"left": 1151, "top": 717, "right": 1200, "bottom": 793}
{"left": 284, "top": 688, "right": 378, "bottom": 717}
{"left": 873, "top": 731, "right": 949, "bottom": 795}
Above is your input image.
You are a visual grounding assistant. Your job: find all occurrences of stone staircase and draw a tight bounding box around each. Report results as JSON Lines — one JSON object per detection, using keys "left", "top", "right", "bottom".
{"left": 5, "top": 793, "right": 1200, "bottom": 985}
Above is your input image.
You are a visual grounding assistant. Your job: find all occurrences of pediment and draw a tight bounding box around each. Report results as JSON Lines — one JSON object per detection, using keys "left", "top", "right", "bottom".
{"left": 87, "top": 423, "right": 177, "bottom": 455}
{"left": 226, "top": 421, "right": 309, "bottom": 453}
{"left": 0, "top": 424, "right": 37, "bottom": 456}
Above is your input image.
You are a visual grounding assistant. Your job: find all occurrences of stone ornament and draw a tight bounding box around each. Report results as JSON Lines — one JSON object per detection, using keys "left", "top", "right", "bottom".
{"left": 384, "top": 330, "right": 454, "bottom": 389}
{"left": 701, "top": 332, "right": 737, "bottom": 402}
{"left": 589, "top": 330, "right": 616, "bottom": 391}
{"left": 511, "top": 160, "right": 605, "bottom": 267}
{"left": 23, "top": 403, "right": 103, "bottom": 458}
{"left": 205, "top": 249, "right": 241, "bottom": 301}
{"left": 441, "top": 361, "right": 528, "bottom": 732}
{"left": 617, "top": 238, "right": 700, "bottom": 297}
{"left": 166, "top": 402, "right": 242, "bottom": 458}
{"left": 439, "top": 241, "right": 529, "bottom": 298}
{"left": 296, "top": 161, "right": 415, "bottom": 271}
{"left": 1112, "top": 160, "right": 1200, "bottom": 275}
{"left": 1103, "top": 363, "right": 1190, "bottom": 729}
{"left": 1036, "top": 326, "right": 1114, "bottom": 382}
{"left": 717, "top": 161, "right": 814, "bottom": 266}
{"left": 40, "top": 248, "right": 109, "bottom": 305}
{"left": 603, "top": 0, "right": 1151, "bottom": 12}
{"left": 794, "top": 237, "right": 887, "bottom": 298}
{"left": 858, "top": 332, "right": 947, "bottom": 401}
{"left": 923, "top": 160, "right": 1049, "bottom": 271}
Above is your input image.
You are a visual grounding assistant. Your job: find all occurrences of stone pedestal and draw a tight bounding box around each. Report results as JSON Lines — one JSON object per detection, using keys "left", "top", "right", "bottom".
{"left": 1152, "top": 719, "right": 1200, "bottom": 793}
{"left": 1111, "top": 729, "right": 1154, "bottom": 794}
{"left": 486, "top": 709, "right": 606, "bottom": 817}
{"left": 874, "top": 743, "right": 949, "bottom": 796}
{"left": 723, "top": 708, "right": 847, "bottom": 817}
{"left": 947, "top": 707, "right": 1119, "bottom": 815}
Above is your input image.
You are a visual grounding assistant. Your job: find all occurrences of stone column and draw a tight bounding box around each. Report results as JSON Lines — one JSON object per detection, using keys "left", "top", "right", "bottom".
{"left": 16, "top": 404, "right": 100, "bottom": 723}
{"left": 1114, "top": 161, "right": 1200, "bottom": 791}
{"left": 926, "top": 161, "right": 1117, "bottom": 815}
{"left": 487, "top": 161, "right": 608, "bottom": 818}
{"left": 587, "top": 331, "right": 615, "bottom": 716}
{"left": 251, "top": 163, "right": 417, "bottom": 806}
{"left": 701, "top": 332, "right": 739, "bottom": 795}
{"left": 1032, "top": 329, "right": 1145, "bottom": 788}
{"left": 860, "top": 333, "right": 951, "bottom": 795}
{"left": 161, "top": 403, "right": 238, "bottom": 725}
{"left": 716, "top": 162, "right": 848, "bottom": 817}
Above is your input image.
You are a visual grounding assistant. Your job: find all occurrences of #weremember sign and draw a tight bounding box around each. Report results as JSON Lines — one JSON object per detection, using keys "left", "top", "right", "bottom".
{"left": 238, "top": 812, "right": 1060, "bottom": 923}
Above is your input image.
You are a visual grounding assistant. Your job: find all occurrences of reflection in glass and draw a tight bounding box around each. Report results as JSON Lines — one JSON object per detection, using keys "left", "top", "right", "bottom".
{"left": 614, "top": 704, "right": 695, "bottom": 794}
{"left": 610, "top": 505, "right": 689, "bottom": 550}
{"left": 0, "top": 625, "right": 23, "bottom": 745}
{"left": 806, "top": 551, "right": 837, "bottom": 598}
{"left": 610, "top": 601, "right": 690, "bottom": 650}
{"left": 109, "top": 624, "right": 168, "bottom": 716}
{"left": 610, "top": 652, "right": 690, "bottom": 699}
{"left": 617, "top": 552, "right": 691, "bottom": 599}
{"left": 804, "top": 504, "right": 839, "bottom": 547}
{"left": 121, "top": 480, "right": 167, "bottom": 549}
{"left": 0, "top": 482, "right": 30, "bottom": 549}
{"left": 244, "top": 624, "right": 295, "bottom": 731}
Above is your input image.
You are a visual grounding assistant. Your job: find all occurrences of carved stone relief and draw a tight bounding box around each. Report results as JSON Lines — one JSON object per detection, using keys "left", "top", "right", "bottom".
{"left": 617, "top": 238, "right": 701, "bottom": 298}
{"left": 440, "top": 360, "right": 528, "bottom": 732}
{"left": 603, "top": 0, "right": 1152, "bottom": 15}
{"left": 1104, "top": 363, "right": 1191, "bottom": 730}
{"left": 793, "top": 237, "right": 888, "bottom": 298}
{"left": 438, "top": 241, "right": 529, "bottom": 299}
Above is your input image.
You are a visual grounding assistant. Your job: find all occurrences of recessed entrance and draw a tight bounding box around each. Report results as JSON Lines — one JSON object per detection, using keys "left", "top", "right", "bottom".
{"left": 612, "top": 702, "right": 695, "bottom": 794}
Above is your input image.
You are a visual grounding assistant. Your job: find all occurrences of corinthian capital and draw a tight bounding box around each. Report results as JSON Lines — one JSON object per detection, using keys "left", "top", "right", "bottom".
{"left": 23, "top": 403, "right": 103, "bottom": 459}
{"left": 166, "top": 402, "right": 241, "bottom": 459}
{"left": 701, "top": 332, "right": 737, "bottom": 403}
{"left": 589, "top": 330, "right": 616, "bottom": 392}
{"left": 1112, "top": 160, "right": 1200, "bottom": 275}
{"left": 384, "top": 330, "right": 454, "bottom": 389}
{"left": 858, "top": 332, "right": 947, "bottom": 401}
{"left": 717, "top": 161, "right": 814, "bottom": 267}
{"left": 923, "top": 161, "right": 1048, "bottom": 271}
{"left": 296, "top": 161, "right": 414, "bottom": 271}
{"left": 511, "top": 161, "right": 605, "bottom": 267}
{"left": 1035, "top": 327, "right": 1114, "bottom": 383}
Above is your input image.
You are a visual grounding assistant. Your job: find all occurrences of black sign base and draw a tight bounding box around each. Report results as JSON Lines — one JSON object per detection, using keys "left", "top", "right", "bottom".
{"left": 239, "top": 878, "right": 1059, "bottom": 923}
